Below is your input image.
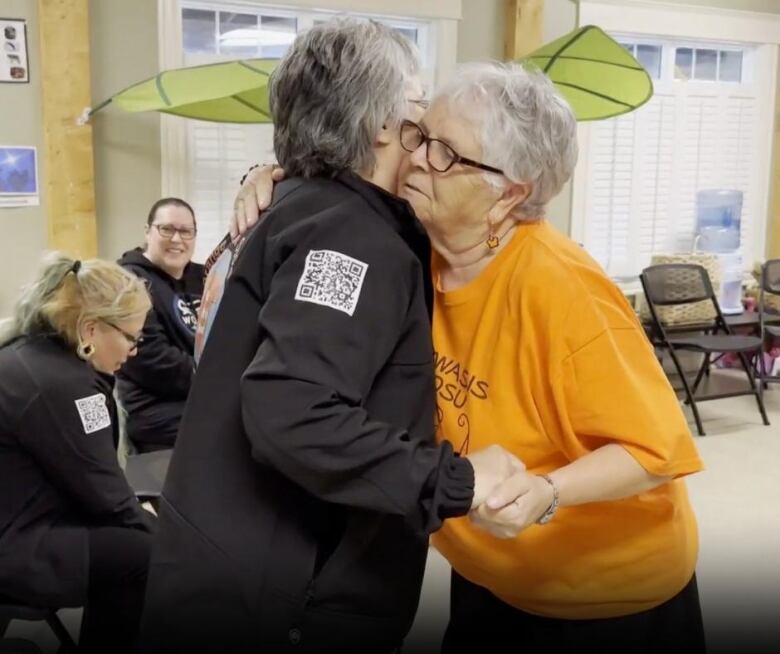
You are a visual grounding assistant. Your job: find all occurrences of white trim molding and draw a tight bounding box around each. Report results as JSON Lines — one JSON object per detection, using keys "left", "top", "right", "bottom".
{"left": 580, "top": 0, "right": 780, "bottom": 44}
{"left": 158, "top": 0, "right": 188, "bottom": 198}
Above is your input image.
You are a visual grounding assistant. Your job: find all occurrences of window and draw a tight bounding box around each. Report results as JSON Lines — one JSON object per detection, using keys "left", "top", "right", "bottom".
{"left": 174, "top": 1, "right": 438, "bottom": 262}
{"left": 620, "top": 42, "right": 662, "bottom": 79}
{"left": 573, "top": 35, "right": 772, "bottom": 281}
{"left": 674, "top": 47, "right": 744, "bottom": 82}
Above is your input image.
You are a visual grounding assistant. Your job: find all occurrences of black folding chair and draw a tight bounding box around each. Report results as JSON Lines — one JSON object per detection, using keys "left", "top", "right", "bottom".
{"left": 124, "top": 448, "right": 172, "bottom": 504}
{"left": 0, "top": 601, "right": 76, "bottom": 653}
{"left": 759, "top": 258, "right": 780, "bottom": 387}
{"left": 640, "top": 263, "right": 769, "bottom": 436}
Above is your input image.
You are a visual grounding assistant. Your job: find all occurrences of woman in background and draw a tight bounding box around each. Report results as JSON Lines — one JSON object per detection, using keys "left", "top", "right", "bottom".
{"left": 0, "top": 253, "right": 154, "bottom": 652}
{"left": 117, "top": 197, "right": 204, "bottom": 452}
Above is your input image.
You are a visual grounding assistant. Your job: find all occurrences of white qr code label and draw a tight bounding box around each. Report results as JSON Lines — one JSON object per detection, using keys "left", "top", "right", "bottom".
{"left": 74, "top": 393, "right": 111, "bottom": 434}
{"left": 294, "top": 249, "right": 369, "bottom": 317}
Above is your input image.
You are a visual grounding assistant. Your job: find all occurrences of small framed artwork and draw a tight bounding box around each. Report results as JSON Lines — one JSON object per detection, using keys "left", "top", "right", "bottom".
{"left": 1, "top": 18, "right": 29, "bottom": 84}
{"left": 0, "top": 146, "right": 39, "bottom": 208}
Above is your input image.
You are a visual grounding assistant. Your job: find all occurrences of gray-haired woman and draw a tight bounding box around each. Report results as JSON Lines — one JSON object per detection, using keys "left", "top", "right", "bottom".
{"left": 236, "top": 61, "right": 706, "bottom": 653}
{"left": 0, "top": 253, "right": 154, "bottom": 653}
{"left": 138, "top": 19, "right": 518, "bottom": 654}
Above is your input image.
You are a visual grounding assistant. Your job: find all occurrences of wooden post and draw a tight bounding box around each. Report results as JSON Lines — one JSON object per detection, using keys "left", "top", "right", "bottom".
{"left": 505, "top": 0, "right": 545, "bottom": 61}
{"left": 770, "top": 111, "right": 780, "bottom": 258}
{"left": 37, "top": 0, "right": 97, "bottom": 258}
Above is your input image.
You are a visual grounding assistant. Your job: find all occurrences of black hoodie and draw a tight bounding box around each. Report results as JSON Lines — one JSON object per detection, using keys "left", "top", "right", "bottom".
{"left": 116, "top": 248, "right": 204, "bottom": 447}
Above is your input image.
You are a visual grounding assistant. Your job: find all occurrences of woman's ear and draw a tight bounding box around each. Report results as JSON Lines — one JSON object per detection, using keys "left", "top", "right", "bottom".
{"left": 488, "top": 181, "right": 533, "bottom": 223}
{"left": 79, "top": 318, "right": 98, "bottom": 341}
{"left": 375, "top": 123, "right": 394, "bottom": 147}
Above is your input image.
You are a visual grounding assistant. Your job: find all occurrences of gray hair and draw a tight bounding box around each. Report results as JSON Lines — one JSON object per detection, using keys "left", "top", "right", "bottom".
{"left": 0, "top": 252, "right": 150, "bottom": 349}
{"left": 437, "top": 62, "right": 578, "bottom": 219}
{"left": 270, "top": 17, "right": 420, "bottom": 178}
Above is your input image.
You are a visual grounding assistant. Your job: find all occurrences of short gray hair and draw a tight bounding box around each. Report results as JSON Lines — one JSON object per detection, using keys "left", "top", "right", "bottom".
{"left": 437, "top": 62, "right": 578, "bottom": 219}
{"left": 270, "top": 18, "right": 420, "bottom": 178}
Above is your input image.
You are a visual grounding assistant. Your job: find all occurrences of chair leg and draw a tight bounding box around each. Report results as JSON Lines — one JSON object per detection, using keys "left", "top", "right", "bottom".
{"left": 736, "top": 351, "right": 770, "bottom": 427}
{"left": 668, "top": 346, "right": 705, "bottom": 436}
{"left": 690, "top": 353, "right": 710, "bottom": 398}
{"left": 0, "top": 638, "right": 44, "bottom": 654}
{"left": 44, "top": 612, "right": 76, "bottom": 653}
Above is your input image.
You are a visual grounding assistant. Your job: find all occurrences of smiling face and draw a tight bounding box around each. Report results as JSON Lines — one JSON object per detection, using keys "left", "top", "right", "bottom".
{"left": 144, "top": 203, "right": 196, "bottom": 279}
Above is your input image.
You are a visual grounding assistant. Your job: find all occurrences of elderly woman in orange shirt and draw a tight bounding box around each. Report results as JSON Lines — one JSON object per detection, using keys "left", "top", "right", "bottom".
{"left": 232, "top": 61, "right": 704, "bottom": 653}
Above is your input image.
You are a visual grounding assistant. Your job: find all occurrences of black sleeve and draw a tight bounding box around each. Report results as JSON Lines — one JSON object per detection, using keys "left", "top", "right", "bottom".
{"left": 240, "top": 218, "right": 473, "bottom": 533}
{"left": 119, "top": 307, "right": 194, "bottom": 398}
{"left": 19, "top": 385, "right": 152, "bottom": 532}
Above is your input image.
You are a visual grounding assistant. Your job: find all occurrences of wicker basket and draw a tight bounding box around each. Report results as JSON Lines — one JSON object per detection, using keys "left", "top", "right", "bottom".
{"left": 639, "top": 253, "right": 722, "bottom": 326}
{"left": 747, "top": 262, "right": 780, "bottom": 313}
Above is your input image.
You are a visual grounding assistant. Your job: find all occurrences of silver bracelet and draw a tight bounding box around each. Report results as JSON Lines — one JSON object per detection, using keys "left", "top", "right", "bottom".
{"left": 536, "top": 474, "right": 559, "bottom": 525}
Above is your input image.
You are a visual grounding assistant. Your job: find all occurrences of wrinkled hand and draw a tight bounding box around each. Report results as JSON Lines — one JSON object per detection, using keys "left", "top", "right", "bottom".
{"left": 230, "top": 163, "right": 286, "bottom": 238}
{"left": 469, "top": 471, "right": 554, "bottom": 539}
{"left": 466, "top": 445, "right": 526, "bottom": 510}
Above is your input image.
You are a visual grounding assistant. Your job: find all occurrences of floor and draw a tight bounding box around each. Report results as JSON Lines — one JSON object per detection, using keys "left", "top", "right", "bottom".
{"left": 6, "top": 371, "right": 780, "bottom": 653}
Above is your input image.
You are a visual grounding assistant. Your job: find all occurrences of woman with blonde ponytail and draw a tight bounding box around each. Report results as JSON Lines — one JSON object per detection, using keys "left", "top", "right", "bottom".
{"left": 0, "top": 252, "right": 154, "bottom": 653}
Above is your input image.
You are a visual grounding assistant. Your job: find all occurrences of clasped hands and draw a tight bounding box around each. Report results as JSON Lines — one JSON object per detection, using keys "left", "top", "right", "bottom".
{"left": 465, "top": 445, "right": 555, "bottom": 539}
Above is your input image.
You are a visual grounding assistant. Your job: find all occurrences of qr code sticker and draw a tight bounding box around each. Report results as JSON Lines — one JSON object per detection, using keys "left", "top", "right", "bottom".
{"left": 294, "top": 249, "right": 369, "bottom": 317}
{"left": 74, "top": 393, "right": 111, "bottom": 434}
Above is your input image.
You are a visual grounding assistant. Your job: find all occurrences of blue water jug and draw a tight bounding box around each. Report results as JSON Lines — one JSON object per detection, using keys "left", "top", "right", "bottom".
{"left": 695, "top": 189, "right": 742, "bottom": 253}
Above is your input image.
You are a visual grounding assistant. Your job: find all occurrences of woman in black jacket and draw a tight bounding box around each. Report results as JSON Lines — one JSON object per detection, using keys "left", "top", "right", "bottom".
{"left": 117, "top": 198, "right": 204, "bottom": 452}
{"left": 0, "top": 253, "right": 155, "bottom": 652}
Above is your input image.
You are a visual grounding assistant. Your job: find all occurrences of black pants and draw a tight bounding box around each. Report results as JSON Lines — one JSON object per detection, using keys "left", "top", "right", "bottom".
{"left": 128, "top": 400, "right": 185, "bottom": 452}
{"left": 80, "top": 526, "right": 152, "bottom": 653}
{"left": 442, "top": 570, "right": 705, "bottom": 654}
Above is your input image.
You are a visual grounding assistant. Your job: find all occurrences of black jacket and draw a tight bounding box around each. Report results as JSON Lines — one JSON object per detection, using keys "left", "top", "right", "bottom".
{"left": 116, "top": 249, "right": 203, "bottom": 444}
{"left": 139, "top": 173, "right": 474, "bottom": 653}
{"left": 0, "top": 335, "right": 152, "bottom": 607}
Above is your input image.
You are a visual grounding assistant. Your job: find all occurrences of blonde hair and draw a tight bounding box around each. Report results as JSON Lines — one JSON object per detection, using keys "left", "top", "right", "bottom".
{"left": 0, "top": 252, "right": 151, "bottom": 349}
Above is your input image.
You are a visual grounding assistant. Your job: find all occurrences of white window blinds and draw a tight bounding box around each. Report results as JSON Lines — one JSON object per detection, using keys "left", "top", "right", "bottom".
{"left": 576, "top": 37, "right": 771, "bottom": 281}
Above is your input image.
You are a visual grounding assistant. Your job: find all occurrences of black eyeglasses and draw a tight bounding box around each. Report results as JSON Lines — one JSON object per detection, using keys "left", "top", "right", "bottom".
{"left": 103, "top": 320, "right": 144, "bottom": 350}
{"left": 151, "top": 223, "right": 197, "bottom": 241}
{"left": 399, "top": 120, "right": 504, "bottom": 175}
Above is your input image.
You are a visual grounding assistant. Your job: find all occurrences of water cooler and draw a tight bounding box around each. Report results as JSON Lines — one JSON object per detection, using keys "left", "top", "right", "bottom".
{"left": 694, "top": 189, "right": 744, "bottom": 314}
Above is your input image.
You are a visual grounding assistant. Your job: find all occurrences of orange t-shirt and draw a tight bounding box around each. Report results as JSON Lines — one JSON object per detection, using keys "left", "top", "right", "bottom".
{"left": 430, "top": 220, "right": 704, "bottom": 620}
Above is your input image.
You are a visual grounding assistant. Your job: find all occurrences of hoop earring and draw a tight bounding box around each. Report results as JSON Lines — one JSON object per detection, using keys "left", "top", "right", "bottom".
{"left": 77, "top": 341, "right": 95, "bottom": 360}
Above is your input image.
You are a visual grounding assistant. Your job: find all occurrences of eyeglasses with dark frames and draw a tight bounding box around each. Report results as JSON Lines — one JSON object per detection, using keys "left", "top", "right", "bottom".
{"left": 399, "top": 120, "right": 504, "bottom": 175}
{"left": 151, "top": 223, "right": 197, "bottom": 241}
{"left": 102, "top": 320, "right": 144, "bottom": 350}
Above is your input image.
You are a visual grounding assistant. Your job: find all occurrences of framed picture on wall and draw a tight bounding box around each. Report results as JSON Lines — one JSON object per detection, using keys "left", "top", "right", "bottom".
{"left": 0, "top": 18, "right": 29, "bottom": 84}
{"left": 0, "top": 146, "right": 39, "bottom": 208}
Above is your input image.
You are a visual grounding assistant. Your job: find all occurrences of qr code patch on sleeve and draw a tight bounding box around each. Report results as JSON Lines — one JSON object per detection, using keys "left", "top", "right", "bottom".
{"left": 294, "top": 249, "right": 369, "bottom": 317}
{"left": 74, "top": 393, "right": 111, "bottom": 434}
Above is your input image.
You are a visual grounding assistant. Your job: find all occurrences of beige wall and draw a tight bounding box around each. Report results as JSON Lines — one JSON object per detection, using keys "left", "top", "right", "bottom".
{"left": 90, "top": 0, "right": 161, "bottom": 261}
{"left": 0, "top": 0, "right": 161, "bottom": 317}
{"left": 0, "top": 0, "right": 47, "bottom": 316}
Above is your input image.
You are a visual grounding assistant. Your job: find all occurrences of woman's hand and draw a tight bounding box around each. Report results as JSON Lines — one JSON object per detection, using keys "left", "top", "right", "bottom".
{"left": 469, "top": 471, "right": 554, "bottom": 539}
{"left": 230, "top": 164, "right": 286, "bottom": 238}
{"left": 465, "top": 445, "right": 526, "bottom": 510}
{"left": 468, "top": 444, "right": 674, "bottom": 539}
